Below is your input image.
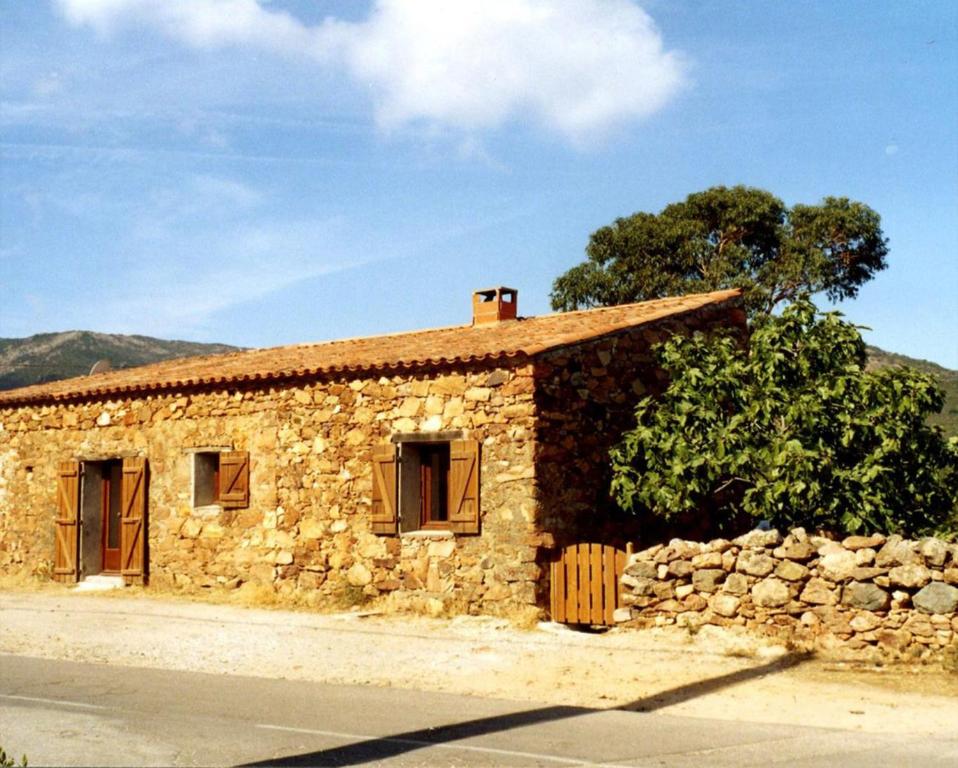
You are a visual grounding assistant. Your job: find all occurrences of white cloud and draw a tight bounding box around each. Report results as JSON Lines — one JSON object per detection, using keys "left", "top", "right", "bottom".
{"left": 56, "top": 0, "right": 685, "bottom": 142}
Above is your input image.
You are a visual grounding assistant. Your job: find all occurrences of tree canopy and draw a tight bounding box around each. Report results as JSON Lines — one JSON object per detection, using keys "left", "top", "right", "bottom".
{"left": 551, "top": 186, "right": 888, "bottom": 318}
{"left": 610, "top": 299, "right": 958, "bottom": 537}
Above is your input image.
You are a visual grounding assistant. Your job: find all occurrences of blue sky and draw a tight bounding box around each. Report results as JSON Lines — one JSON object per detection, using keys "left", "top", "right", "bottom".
{"left": 1, "top": 0, "right": 956, "bottom": 367}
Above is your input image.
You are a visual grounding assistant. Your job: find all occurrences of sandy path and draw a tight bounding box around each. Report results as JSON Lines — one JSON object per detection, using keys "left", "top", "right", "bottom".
{"left": 1, "top": 590, "right": 955, "bottom": 738}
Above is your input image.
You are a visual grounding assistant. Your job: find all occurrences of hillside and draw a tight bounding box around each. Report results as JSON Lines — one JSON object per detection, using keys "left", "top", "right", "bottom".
{"left": 0, "top": 331, "right": 239, "bottom": 391}
{"left": 866, "top": 346, "right": 958, "bottom": 436}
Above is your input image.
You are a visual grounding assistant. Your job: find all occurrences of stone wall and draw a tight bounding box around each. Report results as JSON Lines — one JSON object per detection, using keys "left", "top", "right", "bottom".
{"left": 618, "top": 528, "right": 958, "bottom": 657}
{"left": 533, "top": 303, "right": 746, "bottom": 549}
{"left": 0, "top": 362, "right": 541, "bottom": 615}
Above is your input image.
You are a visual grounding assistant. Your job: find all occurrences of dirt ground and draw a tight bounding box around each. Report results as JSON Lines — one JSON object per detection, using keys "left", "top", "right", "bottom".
{"left": 1, "top": 585, "right": 956, "bottom": 739}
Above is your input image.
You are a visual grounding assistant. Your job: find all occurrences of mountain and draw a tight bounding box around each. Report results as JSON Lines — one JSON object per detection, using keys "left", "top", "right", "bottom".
{"left": 866, "top": 346, "right": 958, "bottom": 436}
{"left": 0, "top": 331, "right": 240, "bottom": 391}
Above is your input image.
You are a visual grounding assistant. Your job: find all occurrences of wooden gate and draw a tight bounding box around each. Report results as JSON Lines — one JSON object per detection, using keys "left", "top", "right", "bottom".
{"left": 550, "top": 543, "right": 627, "bottom": 626}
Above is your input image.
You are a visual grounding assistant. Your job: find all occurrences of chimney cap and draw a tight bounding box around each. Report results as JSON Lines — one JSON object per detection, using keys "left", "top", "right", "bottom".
{"left": 474, "top": 286, "right": 517, "bottom": 299}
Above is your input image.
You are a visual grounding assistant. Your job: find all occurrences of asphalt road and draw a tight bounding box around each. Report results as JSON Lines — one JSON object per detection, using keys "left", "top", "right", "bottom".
{"left": 1, "top": 654, "right": 956, "bottom": 767}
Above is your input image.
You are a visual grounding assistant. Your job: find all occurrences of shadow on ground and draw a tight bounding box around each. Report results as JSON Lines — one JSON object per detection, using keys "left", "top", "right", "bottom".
{"left": 240, "top": 651, "right": 813, "bottom": 767}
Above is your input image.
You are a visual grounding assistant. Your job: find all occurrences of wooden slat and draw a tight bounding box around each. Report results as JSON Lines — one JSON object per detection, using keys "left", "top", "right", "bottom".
{"left": 565, "top": 545, "right": 578, "bottom": 622}
{"left": 552, "top": 559, "right": 565, "bottom": 623}
{"left": 603, "top": 545, "right": 617, "bottom": 625}
{"left": 577, "top": 544, "right": 590, "bottom": 624}
{"left": 589, "top": 544, "right": 603, "bottom": 625}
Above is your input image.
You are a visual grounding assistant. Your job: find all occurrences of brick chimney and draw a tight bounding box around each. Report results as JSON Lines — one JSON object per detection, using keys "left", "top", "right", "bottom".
{"left": 472, "top": 287, "right": 518, "bottom": 326}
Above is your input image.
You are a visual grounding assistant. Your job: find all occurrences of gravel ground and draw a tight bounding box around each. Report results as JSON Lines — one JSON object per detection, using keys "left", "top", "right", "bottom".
{"left": 1, "top": 589, "right": 956, "bottom": 738}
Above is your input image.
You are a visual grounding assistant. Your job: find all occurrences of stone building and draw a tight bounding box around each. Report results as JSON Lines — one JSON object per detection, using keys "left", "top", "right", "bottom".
{"left": 0, "top": 288, "right": 743, "bottom": 616}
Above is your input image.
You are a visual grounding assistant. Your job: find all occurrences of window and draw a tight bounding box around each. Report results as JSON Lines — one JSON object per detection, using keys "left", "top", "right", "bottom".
{"left": 193, "top": 450, "right": 249, "bottom": 509}
{"left": 371, "top": 437, "right": 480, "bottom": 535}
{"left": 406, "top": 442, "right": 450, "bottom": 529}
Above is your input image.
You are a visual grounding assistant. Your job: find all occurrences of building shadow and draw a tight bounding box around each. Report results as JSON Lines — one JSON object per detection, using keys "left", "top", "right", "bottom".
{"left": 239, "top": 650, "right": 812, "bottom": 767}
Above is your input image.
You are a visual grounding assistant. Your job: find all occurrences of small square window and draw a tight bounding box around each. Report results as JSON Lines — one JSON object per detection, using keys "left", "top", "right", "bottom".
{"left": 192, "top": 449, "right": 250, "bottom": 509}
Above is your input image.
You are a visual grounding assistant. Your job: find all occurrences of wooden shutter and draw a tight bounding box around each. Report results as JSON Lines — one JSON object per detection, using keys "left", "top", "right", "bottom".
{"left": 53, "top": 461, "right": 80, "bottom": 583}
{"left": 370, "top": 443, "right": 398, "bottom": 535}
{"left": 120, "top": 457, "right": 147, "bottom": 584}
{"left": 219, "top": 451, "right": 250, "bottom": 509}
{"left": 447, "top": 439, "right": 480, "bottom": 534}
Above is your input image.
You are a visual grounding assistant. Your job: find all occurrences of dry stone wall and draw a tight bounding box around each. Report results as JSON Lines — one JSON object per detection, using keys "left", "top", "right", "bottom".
{"left": 618, "top": 528, "right": 958, "bottom": 657}
{"left": 0, "top": 362, "right": 541, "bottom": 616}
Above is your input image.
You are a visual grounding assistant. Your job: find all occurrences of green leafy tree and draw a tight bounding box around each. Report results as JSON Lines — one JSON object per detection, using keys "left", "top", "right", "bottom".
{"left": 551, "top": 186, "right": 888, "bottom": 318}
{"left": 610, "top": 298, "right": 958, "bottom": 537}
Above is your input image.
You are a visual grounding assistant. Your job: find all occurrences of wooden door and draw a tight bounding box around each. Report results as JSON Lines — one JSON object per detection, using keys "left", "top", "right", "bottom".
{"left": 101, "top": 462, "right": 123, "bottom": 572}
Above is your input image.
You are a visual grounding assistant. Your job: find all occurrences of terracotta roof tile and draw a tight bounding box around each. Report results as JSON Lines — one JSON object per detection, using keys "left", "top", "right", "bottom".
{"left": 0, "top": 289, "right": 741, "bottom": 406}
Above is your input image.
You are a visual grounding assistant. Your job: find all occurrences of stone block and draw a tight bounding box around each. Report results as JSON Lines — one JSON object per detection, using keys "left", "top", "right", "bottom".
{"left": 912, "top": 582, "right": 958, "bottom": 615}
{"left": 722, "top": 572, "right": 749, "bottom": 595}
{"left": 692, "top": 568, "right": 726, "bottom": 593}
{"left": 876, "top": 629, "right": 912, "bottom": 652}
{"left": 818, "top": 548, "right": 857, "bottom": 582}
{"left": 842, "top": 534, "right": 885, "bottom": 550}
{"left": 652, "top": 581, "right": 675, "bottom": 600}
{"left": 854, "top": 548, "right": 876, "bottom": 566}
{"left": 624, "top": 560, "right": 657, "bottom": 580}
{"left": 621, "top": 575, "right": 656, "bottom": 596}
{"left": 903, "top": 613, "right": 936, "bottom": 637}
{"left": 841, "top": 581, "right": 889, "bottom": 611}
{"left": 752, "top": 577, "right": 790, "bottom": 608}
{"left": 682, "top": 593, "right": 708, "bottom": 612}
{"left": 732, "top": 529, "right": 782, "bottom": 549}
{"left": 888, "top": 564, "right": 932, "bottom": 589}
{"left": 709, "top": 593, "right": 741, "bottom": 618}
{"left": 775, "top": 560, "right": 809, "bottom": 582}
{"left": 849, "top": 612, "right": 881, "bottom": 632}
{"left": 918, "top": 537, "right": 949, "bottom": 567}
{"left": 691, "top": 552, "right": 723, "bottom": 569}
{"left": 875, "top": 536, "right": 920, "bottom": 567}
{"left": 800, "top": 577, "right": 838, "bottom": 605}
{"left": 736, "top": 551, "right": 775, "bottom": 577}
{"left": 675, "top": 584, "right": 695, "bottom": 599}
{"left": 773, "top": 542, "right": 815, "bottom": 561}
{"left": 346, "top": 563, "right": 372, "bottom": 586}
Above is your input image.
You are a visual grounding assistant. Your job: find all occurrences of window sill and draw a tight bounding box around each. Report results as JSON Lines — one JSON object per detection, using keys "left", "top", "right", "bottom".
{"left": 400, "top": 529, "right": 455, "bottom": 540}
{"left": 192, "top": 504, "right": 222, "bottom": 518}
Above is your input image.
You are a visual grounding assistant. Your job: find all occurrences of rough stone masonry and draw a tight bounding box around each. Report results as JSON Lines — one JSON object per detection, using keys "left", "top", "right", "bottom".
{"left": 618, "top": 527, "right": 958, "bottom": 657}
